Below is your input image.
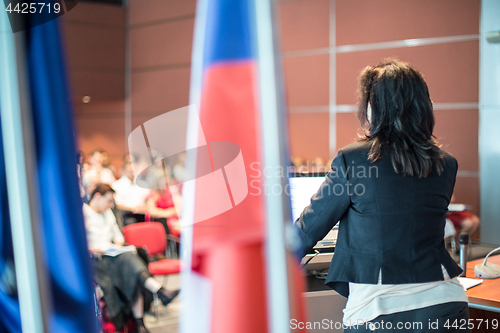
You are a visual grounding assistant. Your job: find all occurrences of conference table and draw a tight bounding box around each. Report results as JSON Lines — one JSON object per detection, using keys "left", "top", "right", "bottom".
{"left": 301, "top": 253, "right": 500, "bottom": 333}
{"left": 466, "top": 254, "right": 500, "bottom": 313}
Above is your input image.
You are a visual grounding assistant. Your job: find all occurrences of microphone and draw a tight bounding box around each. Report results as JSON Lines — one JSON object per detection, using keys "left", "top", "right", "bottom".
{"left": 459, "top": 233, "right": 469, "bottom": 277}
{"left": 474, "top": 246, "right": 500, "bottom": 279}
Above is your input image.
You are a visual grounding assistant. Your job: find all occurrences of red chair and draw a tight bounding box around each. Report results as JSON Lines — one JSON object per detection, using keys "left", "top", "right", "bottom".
{"left": 144, "top": 215, "right": 180, "bottom": 259}
{"left": 122, "top": 222, "right": 181, "bottom": 320}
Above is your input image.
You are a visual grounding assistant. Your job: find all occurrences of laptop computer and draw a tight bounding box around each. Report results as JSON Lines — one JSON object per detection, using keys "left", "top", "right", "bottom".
{"left": 289, "top": 172, "right": 338, "bottom": 254}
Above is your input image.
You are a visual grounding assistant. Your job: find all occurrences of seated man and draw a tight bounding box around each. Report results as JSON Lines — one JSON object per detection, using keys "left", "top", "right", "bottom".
{"left": 112, "top": 161, "right": 149, "bottom": 226}
{"left": 83, "top": 184, "right": 179, "bottom": 333}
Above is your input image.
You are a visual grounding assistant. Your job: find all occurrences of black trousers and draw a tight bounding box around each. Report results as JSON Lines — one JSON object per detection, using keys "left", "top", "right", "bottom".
{"left": 344, "top": 302, "right": 470, "bottom": 332}
{"left": 93, "top": 252, "right": 152, "bottom": 329}
{"left": 121, "top": 211, "right": 146, "bottom": 226}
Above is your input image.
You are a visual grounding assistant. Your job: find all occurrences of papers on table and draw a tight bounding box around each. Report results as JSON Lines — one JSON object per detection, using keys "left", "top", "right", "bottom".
{"left": 448, "top": 203, "right": 471, "bottom": 212}
{"left": 104, "top": 244, "right": 136, "bottom": 257}
{"left": 457, "top": 277, "right": 483, "bottom": 290}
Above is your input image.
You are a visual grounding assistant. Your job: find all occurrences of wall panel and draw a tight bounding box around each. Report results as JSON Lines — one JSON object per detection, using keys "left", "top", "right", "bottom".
{"left": 279, "top": 0, "right": 330, "bottom": 52}
{"left": 453, "top": 177, "right": 480, "bottom": 218}
{"left": 434, "top": 109, "right": 479, "bottom": 172}
{"left": 70, "top": 71, "right": 125, "bottom": 101}
{"left": 63, "top": 2, "right": 125, "bottom": 25}
{"left": 63, "top": 2, "right": 126, "bottom": 172}
{"left": 76, "top": 104, "right": 126, "bottom": 172}
{"left": 129, "top": 0, "right": 196, "bottom": 26}
{"left": 283, "top": 54, "right": 329, "bottom": 107}
{"left": 336, "top": 0, "right": 480, "bottom": 45}
{"left": 75, "top": 100, "right": 125, "bottom": 117}
{"left": 131, "top": 19, "right": 194, "bottom": 69}
{"left": 131, "top": 67, "right": 191, "bottom": 116}
{"left": 64, "top": 24, "right": 125, "bottom": 70}
{"left": 336, "top": 112, "right": 362, "bottom": 149}
{"left": 289, "top": 113, "right": 330, "bottom": 161}
{"left": 61, "top": 3, "right": 125, "bottom": 101}
{"left": 128, "top": 0, "right": 195, "bottom": 170}
{"left": 336, "top": 41, "right": 479, "bottom": 105}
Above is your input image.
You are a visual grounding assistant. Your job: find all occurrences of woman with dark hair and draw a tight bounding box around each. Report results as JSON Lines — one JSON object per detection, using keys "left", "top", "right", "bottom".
{"left": 296, "top": 60, "right": 469, "bottom": 332}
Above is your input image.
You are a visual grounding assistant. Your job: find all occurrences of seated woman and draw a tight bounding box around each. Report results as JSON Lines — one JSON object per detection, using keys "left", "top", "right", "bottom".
{"left": 145, "top": 176, "right": 182, "bottom": 238}
{"left": 447, "top": 195, "right": 481, "bottom": 253}
{"left": 83, "top": 184, "right": 179, "bottom": 333}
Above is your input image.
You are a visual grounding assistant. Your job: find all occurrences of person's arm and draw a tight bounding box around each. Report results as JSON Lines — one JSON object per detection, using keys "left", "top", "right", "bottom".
{"left": 112, "top": 180, "right": 148, "bottom": 214}
{"left": 115, "top": 203, "right": 147, "bottom": 214}
{"left": 294, "top": 150, "right": 351, "bottom": 257}
{"left": 103, "top": 168, "right": 116, "bottom": 184}
{"left": 168, "top": 218, "right": 181, "bottom": 235}
{"left": 106, "top": 209, "right": 125, "bottom": 246}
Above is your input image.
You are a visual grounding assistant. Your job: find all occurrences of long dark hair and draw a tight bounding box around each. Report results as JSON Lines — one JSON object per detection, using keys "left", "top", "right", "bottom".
{"left": 357, "top": 59, "right": 444, "bottom": 178}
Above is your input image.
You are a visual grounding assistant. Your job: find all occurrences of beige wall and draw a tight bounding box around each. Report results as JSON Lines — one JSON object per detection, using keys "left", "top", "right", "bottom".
{"left": 61, "top": 2, "right": 126, "bottom": 172}
{"left": 129, "top": 0, "right": 195, "bottom": 129}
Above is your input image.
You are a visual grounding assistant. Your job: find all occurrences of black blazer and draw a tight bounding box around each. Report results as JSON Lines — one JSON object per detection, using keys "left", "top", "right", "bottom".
{"left": 295, "top": 141, "right": 462, "bottom": 297}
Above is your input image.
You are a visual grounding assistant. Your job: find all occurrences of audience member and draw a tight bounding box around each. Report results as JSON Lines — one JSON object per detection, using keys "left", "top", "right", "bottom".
{"left": 80, "top": 151, "right": 90, "bottom": 172}
{"left": 101, "top": 150, "right": 116, "bottom": 175}
{"left": 83, "top": 171, "right": 99, "bottom": 202}
{"left": 83, "top": 184, "right": 179, "bottom": 333}
{"left": 112, "top": 161, "right": 149, "bottom": 226}
{"left": 83, "top": 149, "right": 116, "bottom": 186}
{"left": 146, "top": 176, "right": 182, "bottom": 238}
{"left": 447, "top": 195, "right": 480, "bottom": 253}
{"left": 76, "top": 151, "right": 88, "bottom": 203}
{"left": 312, "top": 156, "right": 327, "bottom": 174}
{"left": 122, "top": 153, "right": 138, "bottom": 165}
{"left": 292, "top": 156, "right": 307, "bottom": 173}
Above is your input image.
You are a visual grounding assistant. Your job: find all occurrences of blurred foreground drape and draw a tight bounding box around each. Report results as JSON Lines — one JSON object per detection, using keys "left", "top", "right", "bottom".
{"left": 0, "top": 13, "right": 98, "bottom": 333}
{"left": 180, "top": 1, "right": 307, "bottom": 332}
